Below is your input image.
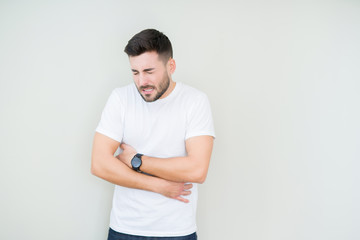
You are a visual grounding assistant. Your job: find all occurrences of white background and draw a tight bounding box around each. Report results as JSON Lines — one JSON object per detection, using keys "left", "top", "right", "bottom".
{"left": 1, "top": 1, "right": 359, "bottom": 239}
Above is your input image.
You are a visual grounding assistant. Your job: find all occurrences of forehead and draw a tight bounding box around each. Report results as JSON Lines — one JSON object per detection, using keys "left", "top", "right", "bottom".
{"left": 129, "top": 51, "right": 163, "bottom": 69}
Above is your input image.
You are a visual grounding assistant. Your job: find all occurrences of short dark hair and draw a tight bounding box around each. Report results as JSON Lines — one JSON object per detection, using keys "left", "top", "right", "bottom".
{"left": 124, "top": 29, "right": 173, "bottom": 62}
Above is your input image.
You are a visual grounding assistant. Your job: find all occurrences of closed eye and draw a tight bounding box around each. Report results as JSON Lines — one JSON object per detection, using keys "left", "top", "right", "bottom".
{"left": 144, "top": 68, "right": 155, "bottom": 74}
{"left": 131, "top": 68, "right": 154, "bottom": 75}
{"left": 132, "top": 69, "right": 139, "bottom": 75}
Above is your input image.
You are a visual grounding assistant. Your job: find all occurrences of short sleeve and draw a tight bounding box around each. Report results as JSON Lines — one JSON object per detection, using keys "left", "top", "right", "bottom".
{"left": 95, "top": 89, "right": 125, "bottom": 143}
{"left": 185, "top": 93, "right": 216, "bottom": 140}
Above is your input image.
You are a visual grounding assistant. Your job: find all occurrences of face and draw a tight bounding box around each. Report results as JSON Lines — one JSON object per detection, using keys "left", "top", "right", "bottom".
{"left": 129, "top": 51, "right": 175, "bottom": 102}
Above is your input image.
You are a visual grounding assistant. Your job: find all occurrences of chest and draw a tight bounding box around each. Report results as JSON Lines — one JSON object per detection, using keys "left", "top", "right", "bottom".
{"left": 122, "top": 102, "right": 188, "bottom": 157}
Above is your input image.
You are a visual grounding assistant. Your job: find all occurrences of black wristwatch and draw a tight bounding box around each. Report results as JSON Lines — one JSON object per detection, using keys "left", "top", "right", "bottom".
{"left": 131, "top": 153, "right": 143, "bottom": 172}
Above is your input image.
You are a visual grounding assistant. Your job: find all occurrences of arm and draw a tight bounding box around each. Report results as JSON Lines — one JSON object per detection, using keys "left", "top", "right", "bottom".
{"left": 91, "top": 132, "right": 192, "bottom": 203}
{"left": 118, "top": 135, "right": 214, "bottom": 184}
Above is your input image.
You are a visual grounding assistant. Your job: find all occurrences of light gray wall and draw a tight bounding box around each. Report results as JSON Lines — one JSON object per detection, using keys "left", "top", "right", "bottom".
{"left": 1, "top": 1, "right": 359, "bottom": 239}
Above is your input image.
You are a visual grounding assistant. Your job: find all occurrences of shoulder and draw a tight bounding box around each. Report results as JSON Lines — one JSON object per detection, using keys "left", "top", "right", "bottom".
{"left": 111, "top": 84, "right": 134, "bottom": 98}
{"left": 108, "top": 83, "right": 137, "bottom": 103}
{"left": 174, "top": 83, "right": 212, "bottom": 116}
{"left": 177, "top": 82, "right": 208, "bottom": 101}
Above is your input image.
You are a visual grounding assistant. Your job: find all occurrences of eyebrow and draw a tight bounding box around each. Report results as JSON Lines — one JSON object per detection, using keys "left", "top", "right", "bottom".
{"left": 131, "top": 68, "right": 155, "bottom": 73}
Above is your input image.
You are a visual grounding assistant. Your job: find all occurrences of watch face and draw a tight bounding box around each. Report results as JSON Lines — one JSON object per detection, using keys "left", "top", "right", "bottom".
{"left": 132, "top": 157, "right": 141, "bottom": 168}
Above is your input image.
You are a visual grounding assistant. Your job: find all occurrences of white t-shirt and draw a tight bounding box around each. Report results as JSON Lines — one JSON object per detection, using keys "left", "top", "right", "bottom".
{"left": 96, "top": 82, "right": 215, "bottom": 237}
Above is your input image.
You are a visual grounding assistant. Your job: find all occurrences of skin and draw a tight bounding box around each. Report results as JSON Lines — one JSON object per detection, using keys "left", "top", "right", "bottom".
{"left": 117, "top": 136, "right": 214, "bottom": 183}
{"left": 130, "top": 51, "right": 176, "bottom": 102}
{"left": 91, "top": 51, "right": 214, "bottom": 203}
{"left": 92, "top": 133, "right": 193, "bottom": 203}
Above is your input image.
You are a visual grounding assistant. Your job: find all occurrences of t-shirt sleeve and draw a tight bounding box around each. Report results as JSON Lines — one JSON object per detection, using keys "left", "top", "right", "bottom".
{"left": 95, "top": 89, "right": 124, "bottom": 143}
{"left": 185, "top": 93, "right": 216, "bottom": 140}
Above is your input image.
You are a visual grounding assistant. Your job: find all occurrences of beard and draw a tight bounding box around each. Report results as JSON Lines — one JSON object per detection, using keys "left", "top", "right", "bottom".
{"left": 137, "top": 73, "right": 170, "bottom": 102}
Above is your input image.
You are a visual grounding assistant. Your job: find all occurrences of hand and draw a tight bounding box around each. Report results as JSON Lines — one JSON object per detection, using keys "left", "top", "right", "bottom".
{"left": 160, "top": 180, "right": 193, "bottom": 203}
{"left": 116, "top": 143, "right": 137, "bottom": 168}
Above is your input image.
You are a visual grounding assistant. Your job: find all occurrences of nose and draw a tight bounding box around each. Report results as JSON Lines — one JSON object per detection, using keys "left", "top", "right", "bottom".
{"left": 138, "top": 73, "right": 149, "bottom": 86}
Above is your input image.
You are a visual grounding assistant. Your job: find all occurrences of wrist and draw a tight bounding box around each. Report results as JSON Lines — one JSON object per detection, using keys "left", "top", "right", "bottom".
{"left": 151, "top": 177, "right": 168, "bottom": 195}
{"left": 131, "top": 153, "right": 143, "bottom": 171}
{"left": 139, "top": 155, "right": 148, "bottom": 172}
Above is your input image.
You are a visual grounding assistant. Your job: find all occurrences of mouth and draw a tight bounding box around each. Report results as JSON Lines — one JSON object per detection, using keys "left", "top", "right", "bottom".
{"left": 141, "top": 86, "right": 155, "bottom": 95}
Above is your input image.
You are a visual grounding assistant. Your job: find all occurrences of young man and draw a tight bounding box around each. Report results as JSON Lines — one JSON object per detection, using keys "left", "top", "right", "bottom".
{"left": 91, "top": 29, "right": 215, "bottom": 240}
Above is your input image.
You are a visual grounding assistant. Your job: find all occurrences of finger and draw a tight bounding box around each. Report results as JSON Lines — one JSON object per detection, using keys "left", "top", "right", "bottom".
{"left": 183, "top": 183, "right": 193, "bottom": 190}
{"left": 181, "top": 190, "right": 191, "bottom": 196}
{"left": 174, "top": 196, "right": 189, "bottom": 203}
{"left": 120, "top": 143, "right": 125, "bottom": 150}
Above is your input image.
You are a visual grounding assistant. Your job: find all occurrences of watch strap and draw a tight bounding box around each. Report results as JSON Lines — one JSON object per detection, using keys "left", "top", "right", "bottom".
{"left": 131, "top": 153, "right": 143, "bottom": 171}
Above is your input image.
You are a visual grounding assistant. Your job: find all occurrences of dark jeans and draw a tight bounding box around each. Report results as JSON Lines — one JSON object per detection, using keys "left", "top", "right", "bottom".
{"left": 107, "top": 228, "right": 197, "bottom": 240}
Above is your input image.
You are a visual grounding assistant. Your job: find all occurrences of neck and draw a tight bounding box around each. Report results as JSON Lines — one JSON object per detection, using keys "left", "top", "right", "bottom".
{"left": 160, "top": 80, "right": 176, "bottom": 99}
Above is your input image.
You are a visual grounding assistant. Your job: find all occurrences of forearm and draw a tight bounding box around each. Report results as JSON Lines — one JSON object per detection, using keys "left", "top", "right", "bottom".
{"left": 118, "top": 136, "right": 213, "bottom": 183}
{"left": 91, "top": 154, "right": 164, "bottom": 194}
{"left": 91, "top": 133, "right": 193, "bottom": 202}
{"left": 139, "top": 136, "right": 214, "bottom": 183}
{"left": 141, "top": 155, "right": 208, "bottom": 183}
{"left": 91, "top": 153, "right": 192, "bottom": 203}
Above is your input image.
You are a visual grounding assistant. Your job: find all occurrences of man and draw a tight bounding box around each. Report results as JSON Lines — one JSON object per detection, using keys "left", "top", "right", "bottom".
{"left": 91, "top": 29, "right": 215, "bottom": 240}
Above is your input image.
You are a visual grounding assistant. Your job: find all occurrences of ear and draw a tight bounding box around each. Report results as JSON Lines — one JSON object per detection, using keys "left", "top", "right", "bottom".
{"left": 168, "top": 58, "right": 176, "bottom": 74}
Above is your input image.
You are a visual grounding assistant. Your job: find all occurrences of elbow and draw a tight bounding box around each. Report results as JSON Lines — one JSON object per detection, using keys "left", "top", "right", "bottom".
{"left": 186, "top": 157, "right": 210, "bottom": 183}
{"left": 196, "top": 174, "right": 207, "bottom": 184}
{"left": 90, "top": 164, "right": 98, "bottom": 176}
{"left": 90, "top": 156, "right": 102, "bottom": 177}
{"left": 195, "top": 177, "right": 206, "bottom": 184}
{"left": 191, "top": 169, "right": 208, "bottom": 184}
